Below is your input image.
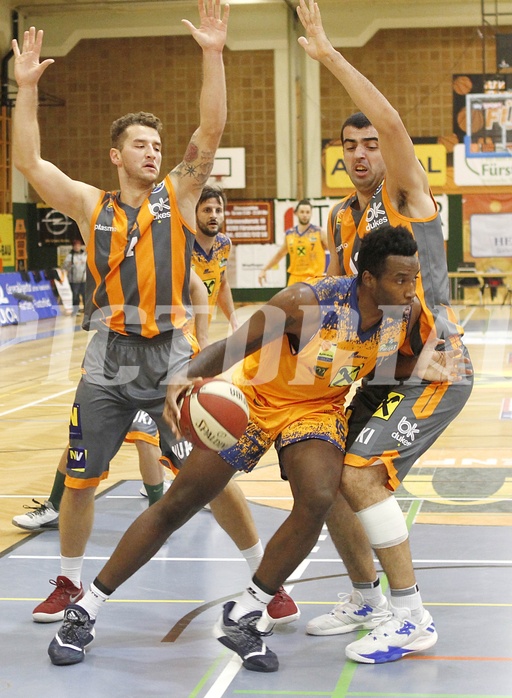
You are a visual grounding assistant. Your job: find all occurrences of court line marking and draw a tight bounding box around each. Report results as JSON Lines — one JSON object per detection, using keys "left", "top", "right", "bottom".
{"left": 0, "top": 388, "right": 75, "bottom": 417}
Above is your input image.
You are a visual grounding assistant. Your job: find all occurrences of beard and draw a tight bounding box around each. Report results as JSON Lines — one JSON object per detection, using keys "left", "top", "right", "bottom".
{"left": 197, "top": 222, "right": 221, "bottom": 238}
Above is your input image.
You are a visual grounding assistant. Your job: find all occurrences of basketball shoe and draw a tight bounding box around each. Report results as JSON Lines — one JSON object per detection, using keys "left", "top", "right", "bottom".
{"left": 345, "top": 606, "right": 438, "bottom": 664}
{"left": 214, "top": 600, "right": 278, "bottom": 672}
{"left": 32, "top": 576, "right": 84, "bottom": 623}
{"left": 12, "top": 499, "right": 59, "bottom": 530}
{"left": 306, "top": 590, "right": 389, "bottom": 635}
{"left": 266, "top": 587, "right": 300, "bottom": 625}
{"left": 48, "top": 604, "right": 95, "bottom": 665}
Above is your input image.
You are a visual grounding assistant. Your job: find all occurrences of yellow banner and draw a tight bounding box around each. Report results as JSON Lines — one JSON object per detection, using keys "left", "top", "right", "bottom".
{"left": 325, "top": 143, "right": 447, "bottom": 189}
{"left": 0, "top": 214, "right": 14, "bottom": 269}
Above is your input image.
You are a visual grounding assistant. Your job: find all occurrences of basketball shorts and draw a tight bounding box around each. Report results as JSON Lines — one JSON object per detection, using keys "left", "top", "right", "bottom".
{"left": 65, "top": 329, "right": 193, "bottom": 489}
{"left": 124, "top": 410, "right": 159, "bottom": 447}
{"left": 218, "top": 408, "right": 347, "bottom": 477}
{"left": 344, "top": 345, "right": 474, "bottom": 491}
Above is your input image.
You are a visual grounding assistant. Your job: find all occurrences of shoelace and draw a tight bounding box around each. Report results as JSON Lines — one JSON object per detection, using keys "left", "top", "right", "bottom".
{"left": 22, "top": 499, "right": 49, "bottom": 516}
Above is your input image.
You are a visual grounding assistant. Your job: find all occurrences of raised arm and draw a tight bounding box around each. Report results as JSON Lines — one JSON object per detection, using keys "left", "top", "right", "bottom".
{"left": 12, "top": 28, "right": 100, "bottom": 240}
{"left": 171, "top": 0, "right": 229, "bottom": 228}
{"left": 297, "top": 0, "right": 433, "bottom": 217}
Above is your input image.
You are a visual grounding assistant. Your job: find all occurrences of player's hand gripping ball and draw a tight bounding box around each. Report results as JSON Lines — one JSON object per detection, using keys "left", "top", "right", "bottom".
{"left": 178, "top": 378, "right": 249, "bottom": 451}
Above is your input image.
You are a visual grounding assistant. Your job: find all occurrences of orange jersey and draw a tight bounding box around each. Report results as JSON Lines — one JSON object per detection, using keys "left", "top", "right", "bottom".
{"left": 233, "top": 275, "right": 411, "bottom": 434}
{"left": 84, "top": 176, "right": 195, "bottom": 338}
{"left": 285, "top": 224, "right": 325, "bottom": 280}
{"left": 328, "top": 180, "right": 461, "bottom": 355}
{"left": 191, "top": 233, "right": 231, "bottom": 324}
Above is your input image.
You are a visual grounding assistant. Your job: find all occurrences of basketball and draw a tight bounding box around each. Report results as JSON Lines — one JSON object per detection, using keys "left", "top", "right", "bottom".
{"left": 178, "top": 378, "right": 250, "bottom": 451}
{"left": 453, "top": 75, "right": 473, "bottom": 95}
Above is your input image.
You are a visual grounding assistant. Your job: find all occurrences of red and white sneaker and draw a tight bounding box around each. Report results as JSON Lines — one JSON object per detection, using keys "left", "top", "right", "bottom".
{"left": 266, "top": 587, "right": 300, "bottom": 625}
{"left": 32, "top": 576, "right": 84, "bottom": 623}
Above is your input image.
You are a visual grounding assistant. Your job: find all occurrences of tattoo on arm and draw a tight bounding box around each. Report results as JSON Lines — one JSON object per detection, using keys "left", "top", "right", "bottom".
{"left": 175, "top": 140, "right": 216, "bottom": 187}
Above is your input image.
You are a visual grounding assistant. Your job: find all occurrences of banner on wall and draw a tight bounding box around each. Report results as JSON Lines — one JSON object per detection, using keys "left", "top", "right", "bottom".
{"left": 323, "top": 142, "right": 447, "bottom": 189}
{"left": 37, "top": 205, "right": 80, "bottom": 246}
{"left": 224, "top": 201, "right": 274, "bottom": 244}
{"left": 463, "top": 193, "right": 512, "bottom": 258}
{"left": 0, "top": 271, "right": 59, "bottom": 326}
{"left": 0, "top": 214, "right": 14, "bottom": 270}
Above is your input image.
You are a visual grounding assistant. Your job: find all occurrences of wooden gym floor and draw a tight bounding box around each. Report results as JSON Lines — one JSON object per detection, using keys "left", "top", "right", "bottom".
{"left": 0, "top": 303, "right": 511, "bottom": 697}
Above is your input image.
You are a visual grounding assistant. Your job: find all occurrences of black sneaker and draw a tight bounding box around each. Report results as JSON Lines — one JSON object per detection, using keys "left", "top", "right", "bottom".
{"left": 48, "top": 604, "right": 96, "bottom": 665}
{"left": 213, "top": 600, "right": 278, "bottom": 672}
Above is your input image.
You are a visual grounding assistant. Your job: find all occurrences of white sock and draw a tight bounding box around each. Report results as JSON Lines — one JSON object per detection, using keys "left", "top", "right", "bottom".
{"left": 240, "top": 540, "right": 264, "bottom": 576}
{"left": 390, "top": 584, "right": 424, "bottom": 622}
{"left": 60, "top": 555, "right": 84, "bottom": 588}
{"left": 353, "top": 578, "right": 387, "bottom": 607}
{"left": 77, "top": 582, "right": 109, "bottom": 620}
{"left": 228, "top": 583, "right": 274, "bottom": 622}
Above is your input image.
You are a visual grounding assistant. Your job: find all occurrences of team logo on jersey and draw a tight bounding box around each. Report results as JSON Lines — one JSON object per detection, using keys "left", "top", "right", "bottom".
{"left": 365, "top": 200, "right": 388, "bottom": 232}
{"left": 373, "top": 391, "right": 404, "bottom": 420}
{"left": 152, "top": 181, "right": 166, "bottom": 194}
{"left": 67, "top": 447, "right": 88, "bottom": 472}
{"left": 391, "top": 415, "right": 420, "bottom": 446}
{"left": 297, "top": 245, "right": 306, "bottom": 257}
{"left": 379, "top": 339, "right": 399, "bottom": 353}
{"left": 69, "top": 402, "right": 82, "bottom": 440}
{"left": 314, "top": 366, "right": 328, "bottom": 378}
{"left": 330, "top": 364, "right": 361, "bottom": 386}
{"left": 204, "top": 279, "right": 216, "bottom": 296}
{"left": 148, "top": 197, "right": 171, "bottom": 220}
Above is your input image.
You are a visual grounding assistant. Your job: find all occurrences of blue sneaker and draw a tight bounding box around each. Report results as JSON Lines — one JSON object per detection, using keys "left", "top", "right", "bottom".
{"left": 48, "top": 604, "right": 96, "bottom": 666}
{"left": 345, "top": 606, "right": 438, "bottom": 664}
{"left": 213, "top": 601, "right": 279, "bottom": 672}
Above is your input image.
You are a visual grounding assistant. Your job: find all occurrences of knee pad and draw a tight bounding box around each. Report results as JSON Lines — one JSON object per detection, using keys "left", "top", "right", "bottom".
{"left": 356, "top": 496, "right": 408, "bottom": 549}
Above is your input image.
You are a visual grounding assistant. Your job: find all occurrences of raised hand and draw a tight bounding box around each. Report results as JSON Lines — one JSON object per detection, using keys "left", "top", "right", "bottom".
{"left": 12, "top": 27, "right": 54, "bottom": 87}
{"left": 182, "top": 0, "right": 230, "bottom": 53}
{"left": 296, "top": 0, "right": 333, "bottom": 62}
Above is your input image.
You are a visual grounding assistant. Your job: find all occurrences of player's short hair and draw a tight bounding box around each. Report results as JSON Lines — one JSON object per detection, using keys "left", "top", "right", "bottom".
{"left": 110, "top": 111, "right": 162, "bottom": 149}
{"left": 294, "top": 198, "right": 312, "bottom": 212}
{"left": 197, "top": 185, "right": 227, "bottom": 210}
{"left": 357, "top": 226, "right": 418, "bottom": 283}
{"left": 340, "top": 111, "right": 373, "bottom": 143}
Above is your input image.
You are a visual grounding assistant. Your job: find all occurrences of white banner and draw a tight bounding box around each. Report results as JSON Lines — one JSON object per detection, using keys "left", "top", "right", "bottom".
{"left": 454, "top": 143, "right": 512, "bottom": 186}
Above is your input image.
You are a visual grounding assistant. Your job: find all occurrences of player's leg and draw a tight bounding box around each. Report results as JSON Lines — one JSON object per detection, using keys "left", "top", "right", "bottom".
{"left": 208, "top": 477, "right": 300, "bottom": 623}
{"left": 319, "top": 373, "right": 472, "bottom": 662}
{"left": 48, "top": 446, "right": 235, "bottom": 665}
{"left": 33, "top": 377, "right": 135, "bottom": 624}
{"left": 214, "top": 411, "right": 344, "bottom": 673}
{"left": 124, "top": 410, "right": 169, "bottom": 503}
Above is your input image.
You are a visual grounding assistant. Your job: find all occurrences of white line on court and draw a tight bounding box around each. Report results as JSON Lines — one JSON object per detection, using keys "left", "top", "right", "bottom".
{"left": 0, "top": 388, "right": 75, "bottom": 417}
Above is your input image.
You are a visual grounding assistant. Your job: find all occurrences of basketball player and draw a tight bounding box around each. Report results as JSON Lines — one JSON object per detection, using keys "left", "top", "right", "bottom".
{"left": 192, "top": 184, "right": 238, "bottom": 330}
{"left": 11, "top": 0, "right": 232, "bottom": 626}
{"left": 258, "top": 199, "right": 327, "bottom": 286}
{"left": 296, "top": 0, "right": 474, "bottom": 664}
{"left": 45, "top": 225, "right": 468, "bottom": 668}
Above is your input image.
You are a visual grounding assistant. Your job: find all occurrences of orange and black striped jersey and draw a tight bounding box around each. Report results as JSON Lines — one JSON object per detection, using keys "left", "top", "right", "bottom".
{"left": 191, "top": 233, "right": 231, "bottom": 324}
{"left": 234, "top": 275, "right": 411, "bottom": 432}
{"left": 328, "top": 180, "right": 461, "bottom": 355}
{"left": 285, "top": 224, "right": 325, "bottom": 279}
{"left": 83, "top": 176, "right": 195, "bottom": 338}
